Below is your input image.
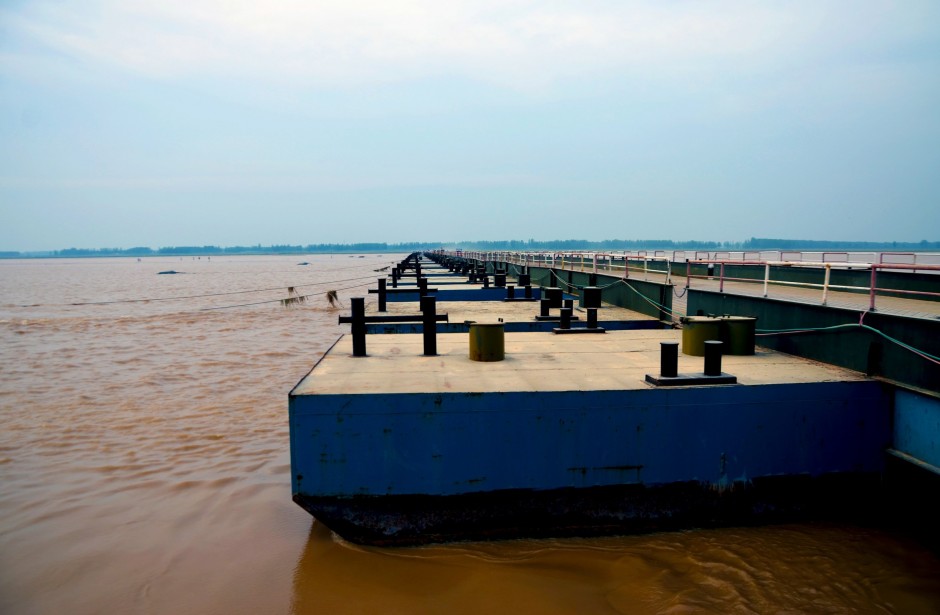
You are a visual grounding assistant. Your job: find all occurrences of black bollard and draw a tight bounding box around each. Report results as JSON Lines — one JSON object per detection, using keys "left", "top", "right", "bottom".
{"left": 540, "top": 298, "right": 551, "bottom": 317}
{"left": 418, "top": 276, "right": 428, "bottom": 297}
{"left": 506, "top": 285, "right": 515, "bottom": 299}
{"left": 494, "top": 273, "right": 506, "bottom": 288}
{"left": 704, "top": 340, "right": 723, "bottom": 376}
{"left": 564, "top": 298, "right": 574, "bottom": 311}
{"left": 378, "top": 278, "right": 387, "bottom": 312}
{"left": 587, "top": 308, "right": 598, "bottom": 329}
{"left": 391, "top": 267, "right": 399, "bottom": 288}
{"left": 482, "top": 275, "right": 490, "bottom": 289}
{"left": 559, "top": 307, "right": 572, "bottom": 330}
{"left": 660, "top": 341, "right": 678, "bottom": 377}
{"left": 524, "top": 285, "right": 533, "bottom": 299}
{"left": 583, "top": 287, "right": 601, "bottom": 309}
{"left": 546, "top": 287, "right": 562, "bottom": 308}
{"left": 589, "top": 273, "right": 598, "bottom": 286}
{"left": 518, "top": 273, "right": 531, "bottom": 286}
{"left": 421, "top": 295, "right": 437, "bottom": 356}
{"left": 351, "top": 297, "right": 366, "bottom": 357}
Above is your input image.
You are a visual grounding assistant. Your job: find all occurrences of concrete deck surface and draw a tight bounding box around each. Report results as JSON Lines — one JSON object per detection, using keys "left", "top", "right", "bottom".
{"left": 294, "top": 329, "right": 868, "bottom": 397}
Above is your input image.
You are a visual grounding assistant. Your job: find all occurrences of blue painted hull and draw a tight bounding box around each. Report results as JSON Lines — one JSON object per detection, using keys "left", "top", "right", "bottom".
{"left": 289, "top": 381, "right": 892, "bottom": 545}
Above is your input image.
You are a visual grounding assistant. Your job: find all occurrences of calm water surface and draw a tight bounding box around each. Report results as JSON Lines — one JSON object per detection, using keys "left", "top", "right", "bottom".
{"left": 1, "top": 255, "right": 939, "bottom": 614}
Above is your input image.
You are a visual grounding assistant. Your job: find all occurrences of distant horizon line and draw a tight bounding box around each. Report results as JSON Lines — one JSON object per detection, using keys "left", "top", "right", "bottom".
{"left": 3, "top": 237, "right": 940, "bottom": 258}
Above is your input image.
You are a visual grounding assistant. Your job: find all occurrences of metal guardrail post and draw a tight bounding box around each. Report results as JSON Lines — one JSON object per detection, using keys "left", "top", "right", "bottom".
{"left": 763, "top": 264, "right": 769, "bottom": 297}
{"left": 821, "top": 264, "right": 831, "bottom": 305}
{"left": 869, "top": 266, "right": 878, "bottom": 311}
{"left": 719, "top": 263, "right": 725, "bottom": 293}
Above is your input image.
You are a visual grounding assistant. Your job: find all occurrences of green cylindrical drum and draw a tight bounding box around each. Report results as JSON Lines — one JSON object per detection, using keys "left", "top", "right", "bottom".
{"left": 721, "top": 316, "right": 757, "bottom": 355}
{"left": 469, "top": 323, "right": 505, "bottom": 362}
{"left": 681, "top": 316, "right": 722, "bottom": 356}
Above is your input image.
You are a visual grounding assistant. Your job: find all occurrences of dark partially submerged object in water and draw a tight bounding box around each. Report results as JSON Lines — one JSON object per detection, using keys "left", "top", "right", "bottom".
{"left": 158, "top": 270, "right": 181, "bottom": 275}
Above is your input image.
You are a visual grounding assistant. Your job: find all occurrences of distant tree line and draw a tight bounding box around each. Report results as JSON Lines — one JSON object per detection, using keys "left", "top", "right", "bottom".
{"left": 2, "top": 238, "right": 938, "bottom": 259}
{"left": 739, "top": 238, "right": 940, "bottom": 251}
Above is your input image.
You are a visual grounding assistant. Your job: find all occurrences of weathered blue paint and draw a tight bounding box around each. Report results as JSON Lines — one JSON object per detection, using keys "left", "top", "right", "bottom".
{"left": 290, "top": 381, "right": 891, "bottom": 500}
{"left": 365, "top": 320, "right": 665, "bottom": 334}
{"left": 385, "top": 287, "right": 548, "bottom": 302}
{"left": 893, "top": 388, "right": 940, "bottom": 474}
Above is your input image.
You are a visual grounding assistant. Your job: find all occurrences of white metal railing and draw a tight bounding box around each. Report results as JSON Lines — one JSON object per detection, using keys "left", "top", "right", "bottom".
{"left": 435, "top": 250, "right": 940, "bottom": 313}
{"left": 448, "top": 249, "right": 940, "bottom": 268}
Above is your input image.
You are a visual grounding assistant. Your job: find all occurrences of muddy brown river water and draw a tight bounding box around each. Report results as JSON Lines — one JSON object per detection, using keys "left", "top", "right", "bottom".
{"left": 2, "top": 255, "right": 939, "bottom": 614}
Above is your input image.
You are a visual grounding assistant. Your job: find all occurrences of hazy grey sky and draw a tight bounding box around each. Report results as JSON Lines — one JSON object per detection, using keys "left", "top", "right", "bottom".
{"left": 1, "top": 1, "right": 938, "bottom": 251}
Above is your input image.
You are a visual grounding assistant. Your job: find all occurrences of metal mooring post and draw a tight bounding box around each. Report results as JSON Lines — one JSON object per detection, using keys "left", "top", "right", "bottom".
{"left": 351, "top": 297, "right": 367, "bottom": 357}
{"left": 391, "top": 267, "right": 399, "bottom": 288}
{"left": 540, "top": 298, "right": 551, "bottom": 317}
{"left": 583, "top": 287, "right": 601, "bottom": 309}
{"left": 587, "top": 308, "right": 598, "bottom": 329}
{"left": 524, "top": 285, "right": 533, "bottom": 299}
{"left": 506, "top": 285, "right": 515, "bottom": 300}
{"left": 559, "top": 307, "right": 572, "bottom": 330}
{"left": 704, "top": 340, "right": 723, "bottom": 376}
{"left": 660, "top": 342, "right": 678, "bottom": 377}
{"left": 418, "top": 276, "right": 428, "bottom": 297}
{"left": 421, "top": 295, "right": 437, "bottom": 356}
{"left": 377, "top": 278, "right": 387, "bottom": 312}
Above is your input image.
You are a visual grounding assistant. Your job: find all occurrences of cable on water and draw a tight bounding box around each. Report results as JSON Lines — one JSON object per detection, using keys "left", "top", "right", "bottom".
{"left": 55, "top": 273, "right": 382, "bottom": 307}
{"left": 200, "top": 279, "right": 375, "bottom": 312}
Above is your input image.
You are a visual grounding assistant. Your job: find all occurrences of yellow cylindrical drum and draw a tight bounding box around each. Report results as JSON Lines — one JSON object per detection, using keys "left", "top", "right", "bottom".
{"left": 681, "top": 316, "right": 722, "bottom": 356}
{"left": 469, "top": 323, "right": 505, "bottom": 362}
{"left": 721, "top": 316, "right": 757, "bottom": 355}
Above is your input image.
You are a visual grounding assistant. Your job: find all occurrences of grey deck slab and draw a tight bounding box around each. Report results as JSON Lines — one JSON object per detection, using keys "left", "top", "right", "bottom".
{"left": 294, "top": 330, "right": 868, "bottom": 396}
